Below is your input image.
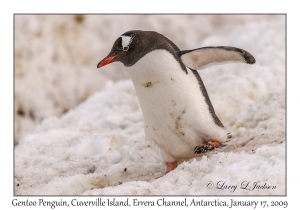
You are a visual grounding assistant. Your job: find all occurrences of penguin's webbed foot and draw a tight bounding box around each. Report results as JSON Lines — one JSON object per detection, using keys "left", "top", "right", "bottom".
{"left": 156, "top": 161, "right": 178, "bottom": 179}
{"left": 194, "top": 141, "right": 221, "bottom": 154}
{"left": 166, "top": 161, "right": 178, "bottom": 174}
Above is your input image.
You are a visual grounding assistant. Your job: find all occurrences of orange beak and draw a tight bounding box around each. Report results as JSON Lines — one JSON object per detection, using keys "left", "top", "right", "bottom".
{"left": 97, "top": 55, "right": 116, "bottom": 68}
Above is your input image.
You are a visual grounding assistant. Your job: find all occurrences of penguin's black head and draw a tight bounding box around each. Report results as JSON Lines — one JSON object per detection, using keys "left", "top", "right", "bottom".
{"left": 97, "top": 30, "right": 180, "bottom": 68}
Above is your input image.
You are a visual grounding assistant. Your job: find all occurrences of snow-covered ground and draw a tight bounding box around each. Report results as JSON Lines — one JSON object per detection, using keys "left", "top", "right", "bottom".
{"left": 14, "top": 15, "right": 285, "bottom": 195}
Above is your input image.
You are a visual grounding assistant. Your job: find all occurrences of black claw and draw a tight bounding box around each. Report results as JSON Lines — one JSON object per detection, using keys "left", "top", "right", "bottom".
{"left": 227, "top": 132, "right": 232, "bottom": 139}
{"left": 194, "top": 142, "right": 216, "bottom": 154}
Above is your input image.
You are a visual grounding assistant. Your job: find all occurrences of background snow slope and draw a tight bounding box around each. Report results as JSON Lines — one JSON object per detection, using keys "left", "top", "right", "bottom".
{"left": 14, "top": 15, "right": 285, "bottom": 195}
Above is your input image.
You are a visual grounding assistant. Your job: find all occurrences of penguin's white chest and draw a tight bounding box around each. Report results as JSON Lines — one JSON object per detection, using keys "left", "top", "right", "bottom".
{"left": 126, "top": 50, "right": 226, "bottom": 162}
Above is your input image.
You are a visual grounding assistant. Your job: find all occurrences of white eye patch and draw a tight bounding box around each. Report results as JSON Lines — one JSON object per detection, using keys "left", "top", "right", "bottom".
{"left": 120, "top": 35, "right": 133, "bottom": 51}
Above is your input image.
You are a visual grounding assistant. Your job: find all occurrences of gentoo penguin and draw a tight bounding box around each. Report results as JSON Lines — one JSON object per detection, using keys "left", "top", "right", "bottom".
{"left": 97, "top": 30, "right": 255, "bottom": 174}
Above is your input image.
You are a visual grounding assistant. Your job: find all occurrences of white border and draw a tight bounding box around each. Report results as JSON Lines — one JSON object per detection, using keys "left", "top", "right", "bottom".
{"left": 1, "top": 0, "right": 297, "bottom": 208}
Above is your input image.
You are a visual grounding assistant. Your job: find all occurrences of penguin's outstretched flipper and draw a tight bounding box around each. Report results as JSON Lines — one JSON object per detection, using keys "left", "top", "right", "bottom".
{"left": 178, "top": 46, "right": 255, "bottom": 70}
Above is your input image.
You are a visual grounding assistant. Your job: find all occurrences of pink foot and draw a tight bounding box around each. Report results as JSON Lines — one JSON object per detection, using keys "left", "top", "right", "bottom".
{"left": 166, "top": 161, "right": 178, "bottom": 174}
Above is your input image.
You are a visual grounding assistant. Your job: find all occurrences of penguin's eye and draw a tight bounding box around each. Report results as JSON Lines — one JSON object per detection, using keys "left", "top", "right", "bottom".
{"left": 123, "top": 46, "right": 129, "bottom": 51}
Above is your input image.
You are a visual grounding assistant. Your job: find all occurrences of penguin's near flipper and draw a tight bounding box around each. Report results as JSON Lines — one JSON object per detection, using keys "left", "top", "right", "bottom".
{"left": 178, "top": 46, "right": 255, "bottom": 70}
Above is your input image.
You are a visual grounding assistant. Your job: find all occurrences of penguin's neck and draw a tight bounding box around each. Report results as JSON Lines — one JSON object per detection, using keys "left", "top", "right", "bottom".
{"left": 126, "top": 49, "right": 182, "bottom": 85}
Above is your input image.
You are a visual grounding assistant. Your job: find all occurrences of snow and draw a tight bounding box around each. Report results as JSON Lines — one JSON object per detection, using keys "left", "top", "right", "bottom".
{"left": 14, "top": 15, "right": 285, "bottom": 195}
